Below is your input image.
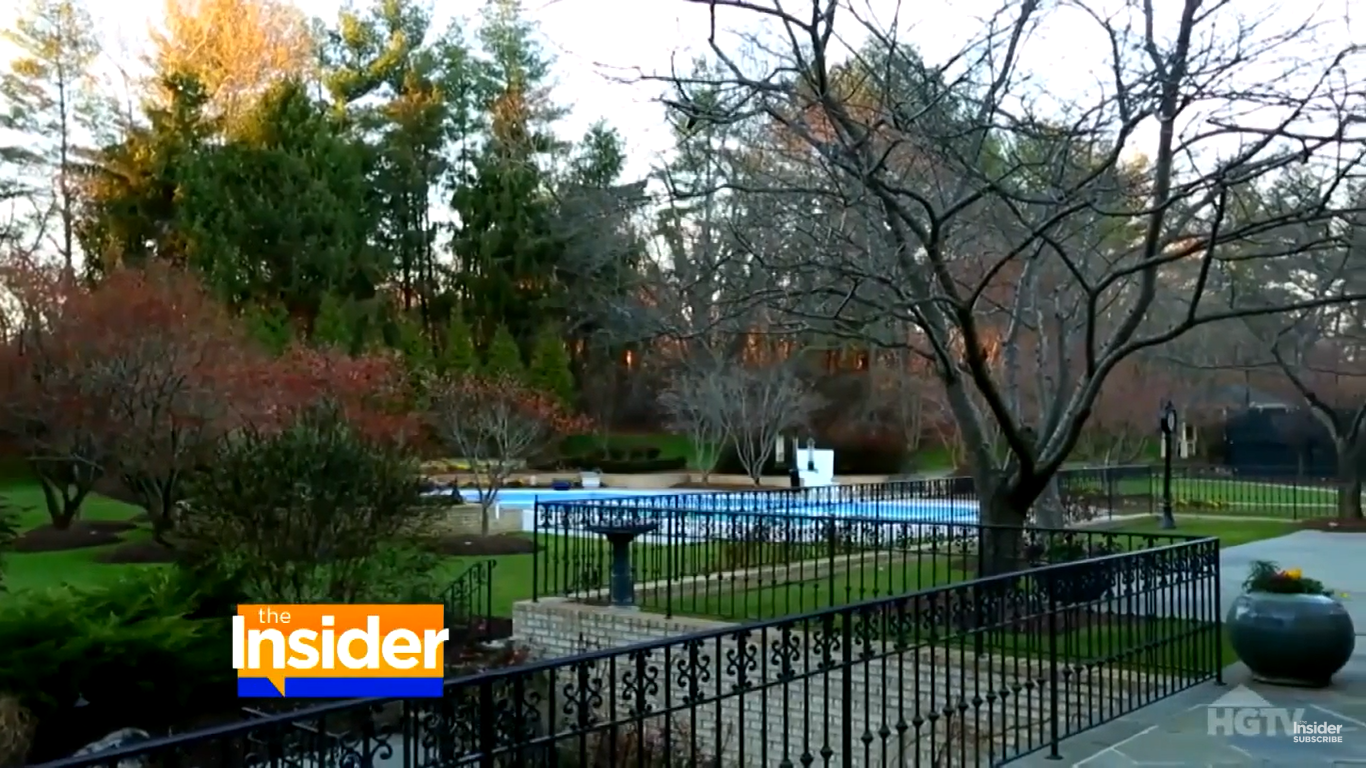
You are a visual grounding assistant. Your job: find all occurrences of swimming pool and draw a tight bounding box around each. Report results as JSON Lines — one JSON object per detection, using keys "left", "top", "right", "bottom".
{"left": 425, "top": 485, "right": 981, "bottom": 533}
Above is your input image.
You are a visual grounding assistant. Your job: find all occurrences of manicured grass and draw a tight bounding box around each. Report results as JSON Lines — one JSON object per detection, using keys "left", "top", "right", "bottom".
{"left": 1104, "top": 475, "right": 1339, "bottom": 516}
{"left": 662, "top": 558, "right": 972, "bottom": 622}
{"left": 1, "top": 479, "right": 155, "bottom": 593}
{"left": 1096, "top": 516, "right": 1300, "bottom": 547}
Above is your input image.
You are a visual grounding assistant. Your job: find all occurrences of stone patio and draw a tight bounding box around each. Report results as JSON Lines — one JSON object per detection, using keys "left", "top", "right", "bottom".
{"left": 1012, "top": 530, "right": 1366, "bottom": 766}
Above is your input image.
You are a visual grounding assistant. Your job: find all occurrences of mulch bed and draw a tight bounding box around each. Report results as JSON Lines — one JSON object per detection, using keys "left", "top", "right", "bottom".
{"left": 1300, "top": 518, "right": 1366, "bottom": 532}
{"left": 92, "top": 538, "right": 185, "bottom": 564}
{"left": 13, "top": 520, "right": 139, "bottom": 553}
{"left": 426, "top": 533, "right": 538, "bottom": 556}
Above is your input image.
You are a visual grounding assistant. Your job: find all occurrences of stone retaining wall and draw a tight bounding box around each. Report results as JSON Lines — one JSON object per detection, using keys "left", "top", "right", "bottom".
{"left": 429, "top": 504, "right": 521, "bottom": 536}
{"left": 514, "top": 598, "right": 1168, "bottom": 767}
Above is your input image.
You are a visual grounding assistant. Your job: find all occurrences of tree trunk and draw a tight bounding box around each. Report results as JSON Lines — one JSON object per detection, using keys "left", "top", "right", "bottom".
{"left": 1034, "top": 476, "right": 1065, "bottom": 529}
{"left": 1336, "top": 475, "right": 1363, "bottom": 520}
{"left": 32, "top": 460, "right": 95, "bottom": 530}
{"left": 1333, "top": 439, "right": 1363, "bottom": 520}
{"left": 977, "top": 485, "right": 1028, "bottom": 578}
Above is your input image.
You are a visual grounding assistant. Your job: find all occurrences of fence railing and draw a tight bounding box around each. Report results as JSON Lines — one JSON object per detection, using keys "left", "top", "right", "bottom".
{"left": 532, "top": 492, "right": 1206, "bottom": 621}
{"left": 1057, "top": 464, "right": 1345, "bottom": 520}
{"left": 34, "top": 536, "right": 1222, "bottom": 768}
{"left": 442, "top": 559, "right": 497, "bottom": 648}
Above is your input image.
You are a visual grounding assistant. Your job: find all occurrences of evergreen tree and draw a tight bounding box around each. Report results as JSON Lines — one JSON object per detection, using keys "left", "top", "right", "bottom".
{"left": 1, "top": 0, "right": 107, "bottom": 276}
{"left": 390, "top": 311, "right": 432, "bottom": 372}
{"left": 439, "top": 313, "right": 479, "bottom": 375}
{"left": 313, "top": 293, "right": 354, "bottom": 351}
{"left": 483, "top": 324, "right": 524, "bottom": 378}
{"left": 527, "top": 325, "right": 575, "bottom": 405}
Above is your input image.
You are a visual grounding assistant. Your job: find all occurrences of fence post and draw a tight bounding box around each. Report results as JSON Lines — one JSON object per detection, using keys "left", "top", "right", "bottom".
{"left": 478, "top": 678, "right": 497, "bottom": 768}
{"left": 531, "top": 501, "right": 540, "bottom": 602}
{"left": 826, "top": 516, "right": 838, "bottom": 606}
{"left": 841, "top": 611, "right": 854, "bottom": 768}
{"left": 1047, "top": 580, "right": 1061, "bottom": 760}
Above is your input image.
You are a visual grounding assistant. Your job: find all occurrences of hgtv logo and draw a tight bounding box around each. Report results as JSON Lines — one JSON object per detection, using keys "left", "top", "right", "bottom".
{"left": 1207, "top": 686, "right": 1344, "bottom": 742}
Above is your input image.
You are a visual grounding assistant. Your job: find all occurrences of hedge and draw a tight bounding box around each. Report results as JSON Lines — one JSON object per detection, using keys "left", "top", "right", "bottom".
{"left": 712, "top": 436, "right": 910, "bottom": 476}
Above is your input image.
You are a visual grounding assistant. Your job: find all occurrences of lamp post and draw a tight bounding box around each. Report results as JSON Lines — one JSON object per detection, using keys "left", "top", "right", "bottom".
{"left": 1160, "top": 401, "right": 1177, "bottom": 530}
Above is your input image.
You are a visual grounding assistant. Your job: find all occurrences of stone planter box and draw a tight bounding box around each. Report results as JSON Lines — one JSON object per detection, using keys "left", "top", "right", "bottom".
{"left": 1227, "top": 592, "right": 1355, "bottom": 687}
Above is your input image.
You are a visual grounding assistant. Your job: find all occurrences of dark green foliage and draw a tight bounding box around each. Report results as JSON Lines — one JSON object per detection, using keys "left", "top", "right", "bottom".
{"left": 527, "top": 325, "right": 575, "bottom": 405}
{"left": 439, "top": 313, "right": 479, "bottom": 375}
{"left": 0, "top": 498, "right": 15, "bottom": 592}
{"left": 242, "top": 302, "right": 294, "bottom": 354}
{"left": 313, "top": 293, "right": 359, "bottom": 352}
{"left": 388, "top": 311, "right": 433, "bottom": 371}
{"left": 0, "top": 569, "right": 233, "bottom": 728}
{"left": 571, "top": 456, "right": 688, "bottom": 474}
{"left": 711, "top": 435, "right": 909, "bottom": 476}
{"left": 178, "top": 400, "right": 442, "bottom": 604}
{"left": 483, "top": 323, "right": 525, "bottom": 378}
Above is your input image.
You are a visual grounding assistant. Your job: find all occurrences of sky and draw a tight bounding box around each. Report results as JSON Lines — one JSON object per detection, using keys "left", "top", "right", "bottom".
{"left": 3, "top": 0, "right": 1360, "bottom": 184}
{"left": 0, "top": 0, "right": 1182, "bottom": 181}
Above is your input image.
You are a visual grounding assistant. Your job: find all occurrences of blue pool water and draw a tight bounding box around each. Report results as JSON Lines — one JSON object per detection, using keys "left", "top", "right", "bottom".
{"left": 429, "top": 486, "right": 980, "bottom": 534}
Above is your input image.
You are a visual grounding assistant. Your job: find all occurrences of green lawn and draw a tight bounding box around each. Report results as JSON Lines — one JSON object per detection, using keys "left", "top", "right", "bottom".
{"left": 1, "top": 480, "right": 159, "bottom": 593}
{"left": 1102, "top": 474, "right": 1340, "bottom": 517}
{"left": 659, "top": 557, "right": 971, "bottom": 622}
{"left": 1095, "top": 516, "right": 1301, "bottom": 548}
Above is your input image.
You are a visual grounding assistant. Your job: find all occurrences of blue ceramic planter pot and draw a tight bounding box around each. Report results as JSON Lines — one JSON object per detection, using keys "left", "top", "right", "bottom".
{"left": 1227, "top": 592, "right": 1355, "bottom": 687}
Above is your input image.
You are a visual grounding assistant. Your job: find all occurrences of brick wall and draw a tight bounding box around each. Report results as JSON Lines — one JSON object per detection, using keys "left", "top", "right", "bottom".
{"left": 514, "top": 598, "right": 1167, "bottom": 767}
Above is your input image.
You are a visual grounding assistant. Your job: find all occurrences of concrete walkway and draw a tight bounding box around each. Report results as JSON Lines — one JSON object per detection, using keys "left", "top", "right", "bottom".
{"left": 1012, "top": 531, "right": 1366, "bottom": 767}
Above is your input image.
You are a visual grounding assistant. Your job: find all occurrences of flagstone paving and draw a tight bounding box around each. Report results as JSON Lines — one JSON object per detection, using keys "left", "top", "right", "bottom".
{"left": 1012, "top": 531, "right": 1366, "bottom": 766}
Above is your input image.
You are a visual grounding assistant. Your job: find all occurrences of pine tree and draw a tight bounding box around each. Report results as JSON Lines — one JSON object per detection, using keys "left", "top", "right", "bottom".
{"left": 527, "top": 325, "right": 575, "bottom": 405}
{"left": 483, "top": 324, "right": 524, "bottom": 378}
{"left": 312, "top": 293, "right": 353, "bottom": 351}
{"left": 439, "top": 314, "right": 479, "bottom": 375}
{"left": 391, "top": 312, "right": 432, "bottom": 371}
{"left": 1, "top": 0, "right": 106, "bottom": 277}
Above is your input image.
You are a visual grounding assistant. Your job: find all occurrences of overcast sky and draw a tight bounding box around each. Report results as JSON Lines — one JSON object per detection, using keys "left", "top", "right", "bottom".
{"left": 3, "top": 0, "right": 1359, "bottom": 183}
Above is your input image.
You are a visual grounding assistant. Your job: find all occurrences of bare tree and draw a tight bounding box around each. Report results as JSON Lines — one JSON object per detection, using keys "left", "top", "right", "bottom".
{"left": 1172, "top": 172, "right": 1366, "bottom": 517}
{"left": 658, "top": 355, "right": 734, "bottom": 481}
{"left": 428, "top": 374, "right": 583, "bottom": 536}
{"left": 644, "top": 0, "right": 1366, "bottom": 571}
{"left": 721, "top": 363, "right": 820, "bottom": 484}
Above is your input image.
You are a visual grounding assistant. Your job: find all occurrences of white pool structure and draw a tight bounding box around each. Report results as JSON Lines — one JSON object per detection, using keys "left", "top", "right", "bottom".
{"left": 424, "top": 485, "right": 981, "bottom": 541}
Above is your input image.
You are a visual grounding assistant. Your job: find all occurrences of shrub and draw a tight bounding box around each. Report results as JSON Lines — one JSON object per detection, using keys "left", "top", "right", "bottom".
{"left": 0, "top": 500, "right": 15, "bottom": 592}
{"left": 0, "top": 569, "right": 232, "bottom": 734}
{"left": 564, "top": 447, "right": 682, "bottom": 473}
{"left": 828, "top": 434, "right": 909, "bottom": 475}
{"left": 712, "top": 447, "right": 786, "bottom": 477}
{"left": 178, "top": 400, "right": 442, "bottom": 604}
{"left": 594, "top": 457, "right": 688, "bottom": 474}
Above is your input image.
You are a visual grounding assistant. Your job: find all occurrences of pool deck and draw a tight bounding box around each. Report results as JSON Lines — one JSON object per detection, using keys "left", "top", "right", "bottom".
{"left": 1011, "top": 531, "right": 1366, "bottom": 767}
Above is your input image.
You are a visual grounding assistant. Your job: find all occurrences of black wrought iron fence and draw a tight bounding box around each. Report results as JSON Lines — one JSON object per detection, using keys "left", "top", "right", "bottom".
{"left": 33, "top": 536, "right": 1222, "bottom": 768}
{"left": 532, "top": 493, "right": 1208, "bottom": 622}
{"left": 442, "top": 559, "right": 497, "bottom": 648}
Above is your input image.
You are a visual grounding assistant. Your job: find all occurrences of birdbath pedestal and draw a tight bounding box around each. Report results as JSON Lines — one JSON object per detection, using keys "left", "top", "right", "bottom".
{"left": 585, "top": 521, "right": 660, "bottom": 608}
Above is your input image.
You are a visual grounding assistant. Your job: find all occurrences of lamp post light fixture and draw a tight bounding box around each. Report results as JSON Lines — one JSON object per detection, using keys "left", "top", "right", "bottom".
{"left": 1160, "top": 401, "right": 1178, "bottom": 530}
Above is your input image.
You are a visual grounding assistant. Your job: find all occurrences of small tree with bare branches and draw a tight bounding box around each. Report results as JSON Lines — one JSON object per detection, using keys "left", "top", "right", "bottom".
{"left": 428, "top": 374, "right": 589, "bottom": 535}
{"left": 720, "top": 364, "right": 821, "bottom": 484}
{"left": 659, "top": 357, "right": 734, "bottom": 482}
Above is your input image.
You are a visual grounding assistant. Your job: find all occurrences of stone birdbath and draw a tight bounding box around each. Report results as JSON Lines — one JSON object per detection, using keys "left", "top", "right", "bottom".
{"left": 585, "top": 521, "right": 660, "bottom": 608}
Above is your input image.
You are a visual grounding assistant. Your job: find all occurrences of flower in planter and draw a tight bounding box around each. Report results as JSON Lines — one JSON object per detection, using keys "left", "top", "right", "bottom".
{"left": 1243, "top": 560, "right": 1335, "bottom": 597}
